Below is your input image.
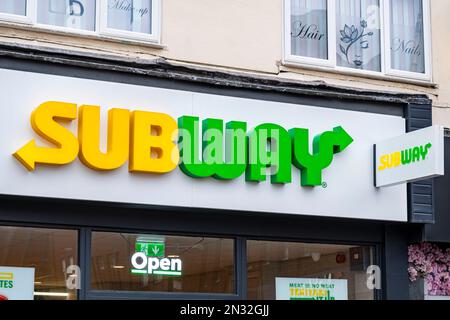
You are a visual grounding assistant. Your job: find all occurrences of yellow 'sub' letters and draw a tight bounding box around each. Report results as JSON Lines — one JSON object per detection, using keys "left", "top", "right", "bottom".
{"left": 378, "top": 155, "right": 388, "bottom": 171}
{"left": 14, "top": 102, "right": 180, "bottom": 173}
{"left": 129, "top": 110, "right": 179, "bottom": 174}
{"left": 13, "top": 101, "right": 79, "bottom": 171}
{"left": 78, "top": 105, "right": 130, "bottom": 170}
{"left": 378, "top": 151, "right": 401, "bottom": 171}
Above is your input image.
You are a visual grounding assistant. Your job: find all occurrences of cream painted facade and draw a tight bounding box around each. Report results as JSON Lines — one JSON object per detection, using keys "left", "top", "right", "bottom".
{"left": 0, "top": 0, "right": 449, "bottom": 126}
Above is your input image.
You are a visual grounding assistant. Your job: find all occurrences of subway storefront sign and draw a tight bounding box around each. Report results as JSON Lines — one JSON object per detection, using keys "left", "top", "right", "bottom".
{"left": 375, "top": 126, "right": 444, "bottom": 187}
{"left": 0, "top": 69, "right": 407, "bottom": 221}
{"left": 13, "top": 101, "right": 354, "bottom": 187}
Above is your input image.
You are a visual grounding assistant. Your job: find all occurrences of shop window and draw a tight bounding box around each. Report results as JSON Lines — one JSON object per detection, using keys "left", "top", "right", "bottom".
{"left": 285, "top": 0, "right": 432, "bottom": 81}
{"left": 101, "top": 0, "right": 158, "bottom": 41}
{"left": 90, "top": 232, "right": 235, "bottom": 294}
{"left": 336, "top": 0, "right": 381, "bottom": 72}
{"left": 37, "top": 0, "right": 96, "bottom": 31}
{"left": 0, "top": 226, "right": 78, "bottom": 300}
{"left": 0, "top": 0, "right": 30, "bottom": 24}
{"left": 388, "top": 0, "right": 426, "bottom": 74}
{"left": 290, "top": 0, "right": 328, "bottom": 61}
{"left": 0, "top": 0, "right": 161, "bottom": 44}
{"left": 247, "top": 240, "right": 375, "bottom": 300}
{"left": 0, "top": 0, "right": 27, "bottom": 16}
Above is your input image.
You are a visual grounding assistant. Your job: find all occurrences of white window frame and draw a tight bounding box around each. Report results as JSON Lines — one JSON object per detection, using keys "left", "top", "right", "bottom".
{"left": 335, "top": 0, "right": 386, "bottom": 77}
{"left": 284, "top": 0, "right": 336, "bottom": 68}
{"left": 32, "top": 0, "right": 99, "bottom": 36}
{"left": 0, "top": 0, "right": 34, "bottom": 25}
{"left": 283, "top": 0, "right": 432, "bottom": 82}
{"left": 384, "top": 0, "right": 432, "bottom": 81}
{"left": 0, "top": 0, "right": 162, "bottom": 45}
{"left": 99, "top": 0, "right": 160, "bottom": 43}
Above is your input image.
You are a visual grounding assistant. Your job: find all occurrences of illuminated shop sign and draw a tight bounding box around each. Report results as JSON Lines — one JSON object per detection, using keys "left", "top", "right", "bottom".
{"left": 13, "top": 101, "right": 353, "bottom": 187}
{"left": 131, "top": 240, "right": 182, "bottom": 276}
{"left": 378, "top": 142, "right": 433, "bottom": 171}
{"left": 375, "top": 126, "right": 444, "bottom": 187}
{"left": 136, "top": 241, "right": 165, "bottom": 258}
{"left": 1, "top": 68, "right": 412, "bottom": 221}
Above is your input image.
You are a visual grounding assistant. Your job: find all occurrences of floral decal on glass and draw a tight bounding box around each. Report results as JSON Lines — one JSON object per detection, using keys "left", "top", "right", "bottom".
{"left": 408, "top": 243, "right": 450, "bottom": 296}
{"left": 339, "top": 20, "right": 374, "bottom": 68}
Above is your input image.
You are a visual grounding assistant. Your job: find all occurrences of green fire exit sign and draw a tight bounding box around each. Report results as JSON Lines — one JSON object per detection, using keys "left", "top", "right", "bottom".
{"left": 136, "top": 242, "right": 165, "bottom": 257}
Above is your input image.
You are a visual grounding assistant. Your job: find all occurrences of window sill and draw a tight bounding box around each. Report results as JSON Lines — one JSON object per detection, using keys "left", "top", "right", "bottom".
{"left": 0, "top": 21, "right": 166, "bottom": 50}
{"left": 282, "top": 60, "right": 437, "bottom": 89}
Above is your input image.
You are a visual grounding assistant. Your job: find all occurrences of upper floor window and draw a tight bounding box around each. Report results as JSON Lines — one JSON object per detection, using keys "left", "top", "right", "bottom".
{"left": 0, "top": 0, "right": 161, "bottom": 44}
{"left": 285, "top": 0, "right": 431, "bottom": 81}
{"left": 0, "top": 1, "right": 27, "bottom": 16}
{"left": 100, "top": 0, "right": 159, "bottom": 41}
{"left": 0, "top": 0, "right": 29, "bottom": 23}
{"left": 336, "top": 0, "right": 382, "bottom": 72}
{"left": 37, "top": 0, "right": 96, "bottom": 31}
{"left": 290, "top": 0, "right": 328, "bottom": 60}
{"left": 388, "top": 0, "right": 426, "bottom": 74}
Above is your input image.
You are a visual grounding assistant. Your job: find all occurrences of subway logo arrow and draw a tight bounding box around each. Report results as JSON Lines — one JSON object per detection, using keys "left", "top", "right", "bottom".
{"left": 13, "top": 102, "right": 79, "bottom": 171}
{"left": 330, "top": 126, "right": 354, "bottom": 153}
{"left": 13, "top": 101, "right": 354, "bottom": 187}
{"left": 14, "top": 139, "right": 78, "bottom": 171}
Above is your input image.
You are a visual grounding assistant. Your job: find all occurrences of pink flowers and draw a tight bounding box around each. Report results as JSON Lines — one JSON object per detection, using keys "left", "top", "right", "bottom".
{"left": 408, "top": 243, "right": 450, "bottom": 296}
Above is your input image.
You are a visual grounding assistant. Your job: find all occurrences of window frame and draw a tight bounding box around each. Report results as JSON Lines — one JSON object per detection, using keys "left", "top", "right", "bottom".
{"left": 0, "top": 223, "right": 80, "bottom": 300}
{"left": 245, "top": 238, "right": 379, "bottom": 300}
{"left": 32, "top": 0, "right": 99, "bottom": 36}
{"left": 86, "top": 228, "right": 240, "bottom": 299}
{"left": 99, "top": 0, "right": 161, "bottom": 43}
{"left": 283, "top": 0, "right": 432, "bottom": 82}
{"left": 384, "top": 0, "right": 432, "bottom": 81}
{"left": 334, "top": 0, "right": 386, "bottom": 77}
{"left": 284, "top": 0, "right": 336, "bottom": 68}
{"left": 0, "top": 0, "right": 162, "bottom": 45}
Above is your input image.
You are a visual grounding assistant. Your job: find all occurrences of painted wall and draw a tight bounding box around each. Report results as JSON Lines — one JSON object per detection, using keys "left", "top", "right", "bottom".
{"left": 0, "top": 0, "right": 448, "bottom": 126}
{"left": 430, "top": 0, "right": 450, "bottom": 127}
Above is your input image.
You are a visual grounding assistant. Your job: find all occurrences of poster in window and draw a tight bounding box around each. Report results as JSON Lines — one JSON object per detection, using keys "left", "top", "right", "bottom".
{"left": 275, "top": 277, "right": 348, "bottom": 300}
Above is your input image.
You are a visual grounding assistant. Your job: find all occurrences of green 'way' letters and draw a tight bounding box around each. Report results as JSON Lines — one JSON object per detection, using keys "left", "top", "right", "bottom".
{"left": 178, "top": 116, "right": 353, "bottom": 187}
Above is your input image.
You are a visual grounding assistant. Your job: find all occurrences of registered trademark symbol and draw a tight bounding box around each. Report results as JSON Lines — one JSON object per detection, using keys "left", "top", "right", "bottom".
{"left": 322, "top": 182, "right": 328, "bottom": 188}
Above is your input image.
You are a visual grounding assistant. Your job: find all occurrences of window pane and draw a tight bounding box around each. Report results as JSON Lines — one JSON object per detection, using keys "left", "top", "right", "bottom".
{"left": 390, "top": 0, "right": 425, "bottom": 73}
{"left": 337, "top": 0, "right": 381, "bottom": 71}
{"left": 290, "top": 0, "right": 328, "bottom": 60}
{"left": 247, "top": 240, "right": 375, "bottom": 300}
{"left": 37, "top": 0, "right": 96, "bottom": 31}
{"left": 91, "top": 232, "right": 235, "bottom": 293}
{"left": 0, "top": 226, "right": 78, "bottom": 300}
{"left": 0, "top": 0, "right": 26, "bottom": 16}
{"left": 107, "top": 0, "right": 152, "bottom": 34}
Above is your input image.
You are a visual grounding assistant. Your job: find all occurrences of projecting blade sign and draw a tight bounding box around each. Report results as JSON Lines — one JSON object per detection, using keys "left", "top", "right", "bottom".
{"left": 374, "top": 126, "right": 445, "bottom": 188}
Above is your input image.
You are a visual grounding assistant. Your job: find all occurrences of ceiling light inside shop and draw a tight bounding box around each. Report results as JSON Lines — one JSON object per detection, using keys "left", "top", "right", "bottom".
{"left": 311, "top": 252, "right": 321, "bottom": 262}
{"left": 34, "top": 292, "right": 69, "bottom": 297}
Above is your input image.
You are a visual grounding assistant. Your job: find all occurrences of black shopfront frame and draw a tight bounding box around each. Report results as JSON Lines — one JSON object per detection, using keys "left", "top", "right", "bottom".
{"left": 0, "top": 198, "right": 386, "bottom": 300}
{"left": 0, "top": 43, "right": 434, "bottom": 300}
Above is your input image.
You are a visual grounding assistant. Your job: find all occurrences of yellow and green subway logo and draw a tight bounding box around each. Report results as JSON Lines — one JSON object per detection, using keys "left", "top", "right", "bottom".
{"left": 13, "top": 101, "right": 354, "bottom": 187}
{"left": 378, "top": 143, "right": 432, "bottom": 171}
{"left": 0, "top": 272, "right": 14, "bottom": 289}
